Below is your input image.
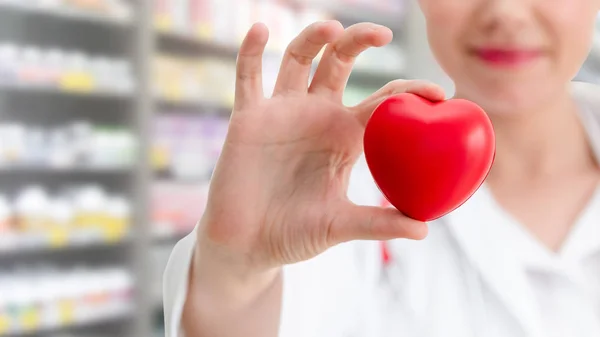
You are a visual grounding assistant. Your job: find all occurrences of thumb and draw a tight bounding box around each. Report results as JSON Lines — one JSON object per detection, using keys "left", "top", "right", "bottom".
{"left": 328, "top": 202, "right": 429, "bottom": 244}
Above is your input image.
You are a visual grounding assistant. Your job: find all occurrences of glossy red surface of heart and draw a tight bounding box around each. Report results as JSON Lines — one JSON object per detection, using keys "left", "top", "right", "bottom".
{"left": 363, "top": 93, "right": 496, "bottom": 221}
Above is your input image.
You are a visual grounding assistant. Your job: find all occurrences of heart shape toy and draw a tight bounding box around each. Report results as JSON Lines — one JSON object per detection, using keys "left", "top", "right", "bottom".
{"left": 363, "top": 93, "right": 496, "bottom": 221}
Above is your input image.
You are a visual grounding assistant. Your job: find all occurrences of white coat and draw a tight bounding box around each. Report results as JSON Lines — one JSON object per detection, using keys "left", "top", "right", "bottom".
{"left": 162, "top": 81, "right": 600, "bottom": 337}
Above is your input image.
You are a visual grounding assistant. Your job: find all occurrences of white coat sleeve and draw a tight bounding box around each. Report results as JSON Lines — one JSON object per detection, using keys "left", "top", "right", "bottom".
{"left": 162, "top": 232, "right": 373, "bottom": 337}
{"left": 163, "top": 228, "right": 197, "bottom": 337}
{"left": 162, "top": 155, "right": 382, "bottom": 337}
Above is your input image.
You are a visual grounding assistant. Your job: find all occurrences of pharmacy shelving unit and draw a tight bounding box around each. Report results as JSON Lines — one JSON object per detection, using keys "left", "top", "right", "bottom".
{"left": 0, "top": 1, "right": 455, "bottom": 337}
{"left": 0, "top": 1, "right": 152, "bottom": 337}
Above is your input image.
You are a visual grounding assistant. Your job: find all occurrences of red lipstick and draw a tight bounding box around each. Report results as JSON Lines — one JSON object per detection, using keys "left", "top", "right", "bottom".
{"left": 473, "top": 48, "right": 543, "bottom": 68}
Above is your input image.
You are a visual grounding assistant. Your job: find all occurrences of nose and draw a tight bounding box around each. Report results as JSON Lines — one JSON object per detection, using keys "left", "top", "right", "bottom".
{"left": 478, "top": 0, "right": 532, "bottom": 34}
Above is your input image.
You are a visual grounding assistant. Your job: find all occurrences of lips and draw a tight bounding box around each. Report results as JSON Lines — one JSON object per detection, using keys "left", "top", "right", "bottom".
{"left": 472, "top": 47, "right": 543, "bottom": 67}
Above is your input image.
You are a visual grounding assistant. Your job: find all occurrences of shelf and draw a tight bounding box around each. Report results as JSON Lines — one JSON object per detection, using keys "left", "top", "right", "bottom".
{"left": 286, "top": 0, "right": 407, "bottom": 32}
{"left": 0, "top": 301, "right": 134, "bottom": 337}
{"left": 0, "top": 83, "right": 133, "bottom": 100}
{"left": 156, "top": 29, "right": 286, "bottom": 59}
{"left": 0, "top": 232, "right": 131, "bottom": 257}
{"left": 349, "top": 67, "right": 405, "bottom": 86}
{"left": 156, "top": 97, "right": 233, "bottom": 112}
{"left": 0, "top": 2, "right": 132, "bottom": 27}
{"left": 0, "top": 165, "right": 134, "bottom": 175}
{"left": 156, "top": 30, "right": 241, "bottom": 58}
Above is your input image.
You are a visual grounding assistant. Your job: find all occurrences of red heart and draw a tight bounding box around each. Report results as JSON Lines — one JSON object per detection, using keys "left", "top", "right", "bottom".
{"left": 363, "top": 93, "right": 496, "bottom": 222}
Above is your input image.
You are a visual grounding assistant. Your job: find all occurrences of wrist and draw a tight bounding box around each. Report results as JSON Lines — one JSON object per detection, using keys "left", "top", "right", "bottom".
{"left": 191, "top": 236, "right": 282, "bottom": 304}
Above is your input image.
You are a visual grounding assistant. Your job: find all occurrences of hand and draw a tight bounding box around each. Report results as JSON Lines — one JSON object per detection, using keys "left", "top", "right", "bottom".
{"left": 198, "top": 21, "right": 446, "bottom": 274}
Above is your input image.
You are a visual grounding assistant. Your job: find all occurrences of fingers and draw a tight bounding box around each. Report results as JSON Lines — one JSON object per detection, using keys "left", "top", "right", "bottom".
{"left": 234, "top": 23, "right": 269, "bottom": 110}
{"left": 327, "top": 203, "right": 429, "bottom": 244}
{"left": 273, "top": 21, "right": 344, "bottom": 95}
{"left": 352, "top": 80, "right": 446, "bottom": 125}
{"left": 309, "top": 23, "right": 393, "bottom": 100}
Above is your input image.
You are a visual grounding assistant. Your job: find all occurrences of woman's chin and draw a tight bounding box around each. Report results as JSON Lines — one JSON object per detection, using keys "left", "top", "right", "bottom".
{"left": 456, "top": 84, "right": 555, "bottom": 119}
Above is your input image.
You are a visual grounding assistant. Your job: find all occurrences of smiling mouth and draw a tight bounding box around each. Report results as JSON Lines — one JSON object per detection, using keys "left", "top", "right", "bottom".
{"left": 470, "top": 47, "right": 544, "bottom": 68}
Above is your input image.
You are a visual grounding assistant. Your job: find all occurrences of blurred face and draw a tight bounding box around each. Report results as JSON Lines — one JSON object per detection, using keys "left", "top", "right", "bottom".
{"left": 419, "top": 0, "right": 600, "bottom": 115}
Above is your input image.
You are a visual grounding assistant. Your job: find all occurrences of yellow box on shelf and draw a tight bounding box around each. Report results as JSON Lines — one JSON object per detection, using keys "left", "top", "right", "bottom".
{"left": 150, "top": 145, "right": 170, "bottom": 171}
{"left": 74, "top": 213, "right": 107, "bottom": 228}
{"left": 102, "top": 220, "right": 128, "bottom": 243}
{"left": 163, "top": 85, "right": 184, "bottom": 102}
{"left": 59, "top": 72, "right": 96, "bottom": 93}
{"left": 195, "top": 24, "right": 213, "bottom": 41}
{"left": 58, "top": 301, "right": 75, "bottom": 325}
{"left": 154, "top": 14, "right": 173, "bottom": 32}
{"left": 0, "top": 314, "right": 8, "bottom": 335}
{"left": 49, "top": 227, "right": 69, "bottom": 248}
{"left": 20, "top": 308, "right": 41, "bottom": 332}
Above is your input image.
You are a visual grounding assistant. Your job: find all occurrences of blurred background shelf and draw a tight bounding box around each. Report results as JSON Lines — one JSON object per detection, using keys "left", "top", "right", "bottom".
{"left": 156, "top": 30, "right": 241, "bottom": 58}
{"left": 0, "top": 166, "right": 133, "bottom": 175}
{"left": 284, "top": 0, "right": 407, "bottom": 32}
{"left": 0, "top": 1, "right": 133, "bottom": 27}
{"left": 1, "top": 303, "right": 134, "bottom": 337}
{"left": 0, "top": 226, "right": 131, "bottom": 251}
{"left": 0, "top": 85, "right": 133, "bottom": 100}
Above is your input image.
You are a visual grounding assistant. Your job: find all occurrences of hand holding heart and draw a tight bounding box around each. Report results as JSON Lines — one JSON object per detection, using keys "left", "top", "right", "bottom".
{"left": 197, "top": 21, "right": 493, "bottom": 276}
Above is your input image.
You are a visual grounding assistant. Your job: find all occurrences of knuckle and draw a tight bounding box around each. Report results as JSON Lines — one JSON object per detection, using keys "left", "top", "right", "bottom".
{"left": 287, "top": 48, "right": 314, "bottom": 66}
{"left": 331, "top": 42, "right": 359, "bottom": 63}
{"left": 237, "top": 70, "right": 259, "bottom": 82}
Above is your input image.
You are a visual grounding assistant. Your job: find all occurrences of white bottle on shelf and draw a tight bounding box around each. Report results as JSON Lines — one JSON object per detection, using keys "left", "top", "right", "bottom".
{"left": 48, "top": 198, "right": 74, "bottom": 243}
{"left": 0, "top": 195, "right": 15, "bottom": 252}
{"left": 106, "top": 196, "right": 130, "bottom": 240}
{"left": 2, "top": 123, "right": 27, "bottom": 165}
{"left": 48, "top": 129, "right": 76, "bottom": 169}
{"left": 73, "top": 185, "right": 108, "bottom": 241}
{"left": 68, "top": 120, "right": 94, "bottom": 165}
{"left": 10, "top": 276, "right": 40, "bottom": 333}
{"left": 104, "top": 268, "right": 134, "bottom": 313}
{"left": 44, "top": 48, "right": 66, "bottom": 87}
{"left": 90, "top": 57, "right": 112, "bottom": 92}
{"left": 0, "top": 42, "right": 20, "bottom": 85}
{"left": 36, "top": 273, "right": 60, "bottom": 330}
{"left": 14, "top": 186, "right": 51, "bottom": 247}
{"left": 20, "top": 46, "right": 46, "bottom": 87}
{"left": 26, "top": 127, "right": 48, "bottom": 166}
{"left": 110, "top": 58, "right": 134, "bottom": 94}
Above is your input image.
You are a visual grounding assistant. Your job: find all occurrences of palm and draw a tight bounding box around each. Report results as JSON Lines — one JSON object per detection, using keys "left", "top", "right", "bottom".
{"left": 200, "top": 21, "right": 444, "bottom": 270}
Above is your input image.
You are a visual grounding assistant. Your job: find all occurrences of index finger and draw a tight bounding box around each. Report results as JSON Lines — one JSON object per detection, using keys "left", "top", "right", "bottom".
{"left": 234, "top": 23, "right": 269, "bottom": 110}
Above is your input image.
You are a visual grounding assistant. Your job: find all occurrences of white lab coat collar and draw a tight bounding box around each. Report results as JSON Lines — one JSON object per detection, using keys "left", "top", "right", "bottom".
{"left": 563, "top": 81, "right": 600, "bottom": 261}
{"left": 444, "top": 81, "right": 600, "bottom": 337}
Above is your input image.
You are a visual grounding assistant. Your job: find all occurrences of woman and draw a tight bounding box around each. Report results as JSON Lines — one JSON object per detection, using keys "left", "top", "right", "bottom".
{"left": 163, "top": 0, "right": 600, "bottom": 336}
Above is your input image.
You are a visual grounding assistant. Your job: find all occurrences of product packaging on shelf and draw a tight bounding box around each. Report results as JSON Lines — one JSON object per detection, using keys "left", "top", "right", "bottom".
{"left": 0, "top": 121, "right": 138, "bottom": 169}
{"left": 153, "top": 0, "right": 331, "bottom": 54}
{"left": 0, "top": 267, "right": 134, "bottom": 335}
{"left": 151, "top": 113, "right": 229, "bottom": 238}
{"left": 154, "top": 54, "right": 236, "bottom": 106}
{"left": 0, "top": 0, "right": 133, "bottom": 22}
{"left": 151, "top": 181, "right": 209, "bottom": 238}
{"left": 0, "top": 43, "right": 135, "bottom": 95}
{"left": 0, "top": 184, "right": 132, "bottom": 252}
{"left": 152, "top": 114, "right": 228, "bottom": 180}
